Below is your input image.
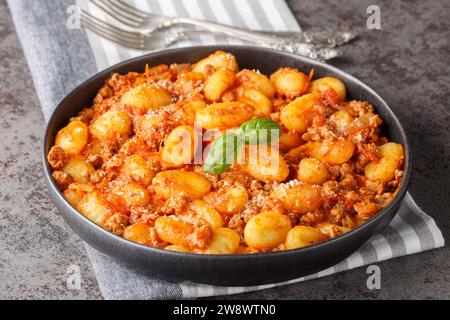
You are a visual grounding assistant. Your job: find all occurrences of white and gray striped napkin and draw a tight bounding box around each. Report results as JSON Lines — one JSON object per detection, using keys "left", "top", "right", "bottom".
{"left": 79, "top": 0, "right": 301, "bottom": 70}
{"left": 8, "top": 0, "right": 444, "bottom": 300}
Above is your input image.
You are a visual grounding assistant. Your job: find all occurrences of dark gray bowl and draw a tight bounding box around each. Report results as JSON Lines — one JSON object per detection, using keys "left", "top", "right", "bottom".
{"left": 43, "top": 45, "right": 410, "bottom": 286}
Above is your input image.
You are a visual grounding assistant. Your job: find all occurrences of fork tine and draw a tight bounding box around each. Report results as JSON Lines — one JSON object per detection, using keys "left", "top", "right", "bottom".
{"left": 89, "top": 0, "right": 144, "bottom": 28}
{"left": 81, "top": 10, "right": 143, "bottom": 39}
{"left": 81, "top": 11, "right": 145, "bottom": 48}
{"left": 81, "top": 18, "right": 145, "bottom": 49}
{"left": 110, "top": 0, "right": 150, "bottom": 19}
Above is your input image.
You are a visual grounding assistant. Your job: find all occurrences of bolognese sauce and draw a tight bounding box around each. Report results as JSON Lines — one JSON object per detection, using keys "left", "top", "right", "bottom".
{"left": 48, "top": 51, "right": 404, "bottom": 254}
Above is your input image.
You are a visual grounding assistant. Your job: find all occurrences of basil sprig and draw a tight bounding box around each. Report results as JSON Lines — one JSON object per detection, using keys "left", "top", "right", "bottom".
{"left": 204, "top": 133, "right": 240, "bottom": 175}
{"left": 238, "top": 118, "right": 282, "bottom": 144}
{"left": 204, "top": 119, "right": 281, "bottom": 175}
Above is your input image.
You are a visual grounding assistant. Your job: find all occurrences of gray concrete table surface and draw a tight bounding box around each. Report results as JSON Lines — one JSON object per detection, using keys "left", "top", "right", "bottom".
{"left": 0, "top": 0, "right": 448, "bottom": 300}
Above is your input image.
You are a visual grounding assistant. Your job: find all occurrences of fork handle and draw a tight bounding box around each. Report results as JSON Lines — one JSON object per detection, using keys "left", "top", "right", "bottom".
{"left": 166, "top": 17, "right": 355, "bottom": 48}
{"left": 177, "top": 30, "right": 340, "bottom": 61}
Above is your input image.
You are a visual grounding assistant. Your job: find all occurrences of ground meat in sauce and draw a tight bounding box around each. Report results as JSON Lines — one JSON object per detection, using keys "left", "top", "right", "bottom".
{"left": 47, "top": 51, "right": 404, "bottom": 253}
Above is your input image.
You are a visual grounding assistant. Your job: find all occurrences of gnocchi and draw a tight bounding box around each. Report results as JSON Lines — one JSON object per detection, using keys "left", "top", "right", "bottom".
{"left": 280, "top": 93, "right": 321, "bottom": 132}
{"left": 244, "top": 211, "right": 292, "bottom": 250}
{"left": 308, "top": 77, "right": 346, "bottom": 101}
{"left": 305, "top": 139, "right": 355, "bottom": 165}
{"left": 236, "top": 69, "right": 275, "bottom": 99}
{"left": 204, "top": 69, "right": 235, "bottom": 102}
{"left": 173, "top": 100, "right": 207, "bottom": 125}
{"left": 123, "top": 223, "right": 151, "bottom": 245}
{"left": 330, "top": 110, "right": 354, "bottom": 133}
{"left": 63, "top": 183, "right": 93, "bottom": 208}
{"left": 271, "top": 183, "right": 323, "bottom": 214}
{"left": 285, "top": 226, "right": 325, "bottom": 249}
{"left": 278, "top": 130, "right": 303, "bottom": 152}
{"left": 155, "top": 216, "right": 194, "bottom": 248}
{"left": 115, "top": 183, "right": 151, "bottom": 207}
{"left": 297, "top": 158, "right": 329, "bottom": 185}
{"left": 236, "top": 86, "right": 272, "bottom": 117}
{"left": 62, "top": 156, "right": 95, "bottom": 184}
{"left": 192, "top": 50, "right": 239, "bottom": 75}
{"left": 365, "top": 142, "right": 404, "bottom": 182}
{"left": 55, "top": 120, "right": 88, "bottom": 154}
{"left": 121, "top": 154, "right": 155, "bottom": 187}
{"left": 196, "top": 102, "right": 254, "bottom": 130}
{"left": 78, "top": 191, "right": 111, "bottom": 226}
{"left": 203, "top": 185, "right": 249, "bottom": 216}
{"left": 90, "top": 110, "right": 131, "bottom": 140}
{"left": 240, "top": 145, "right": 289, "bottom": 183}
{"left": 121, "top": 85, "right": 172, "bottom": 112}
{"left": 162, "top": 126, "right": 196, "bottom": 168}
{"left": 165, "top": 244, "right": 191, "bottom": 253}
{"left": 204, "top": 228, "right": 240, "bottom": 254}
{"left": 187, "top": 200, "right": 224, "bottom": 229}
{"left": 270, "top": 67, "right": 310, "bottom": 99}
{"left": 152, "top": 170, "right": 211, "bottom": 199}
{"left": 49, "top": 51, "right": 404, "bottom": 254}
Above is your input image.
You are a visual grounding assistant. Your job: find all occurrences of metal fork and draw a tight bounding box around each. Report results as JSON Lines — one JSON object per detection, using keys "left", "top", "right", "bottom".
{"left": 81, "top": 10, "right": 205, "bottom": 50}
{"left": 81, "top": 11, "right": 341, "bottom": 60}
{"left": 90, "top": 0, "right": 356, "bottom": 48}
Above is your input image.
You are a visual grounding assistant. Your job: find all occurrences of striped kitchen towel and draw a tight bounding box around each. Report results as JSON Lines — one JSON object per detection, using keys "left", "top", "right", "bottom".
{"left": 8, "top": 0, "right": 444, "bottom": 300}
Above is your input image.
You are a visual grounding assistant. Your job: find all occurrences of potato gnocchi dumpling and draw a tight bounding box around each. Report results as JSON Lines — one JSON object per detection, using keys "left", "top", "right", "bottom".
{"left": 236, "top": 86, "right": 272, "bottom": 117}
{"left": 240, "top": 145, "right": 289, "bottom": 183}
{"left": 63, "top": 156, "right": 95, "bottom": 184}
{"left": 271, "top": 183, "right": 323, "bottom": 214}
{"left": 123, "top": 223, "right": 152, "bottom": 245}
{"left": 63, "top": 184, "right": 93, "bottom": 208}
{"left": 186, "top": 200, "right": 224, "bottom": 229}
{"left": 204, "top": 69, "right": 235, "bottom": 102}
{"left": 90, "top": 110, "right": 131, "bottom": 140}
{"left": 270, "top": 67, "right": 311, "bottom": 99}
{"left": 48, "top": 51, "right": 404, "bottom": 254}
{"left": 77, "top": 191, "right": 111, "bottom": 226}
{"left": 55, "top": 120, "right": 89, "bottom": 154}
{"left": 115, "top": 183, "right": 151, "bottom": 207}
{"left": 152, "top": 170, "right": 211, "bottom": 199}
{"left": 162, "top": 126, "right": 196, "bottom": 168}
{"left": 196, "top": 102, "right": 254, "bottom": 130}
{"left": 305, "top": 139, "right": 355, "bottom": 165}
{"left": 365, "top": 142, "right": 404, "bottom": 182}
{"left": 244, "top": 211, "right": 292, "bottom": 250}
{"left": 308, "top": 77, "right": 347, "bottom": 101}
{"left": 192, "top": 50, "right": 239, "bottom": 75}
{"left": 279, "top": 130, "right": 303, "bottom": 152}
{"left": 155, "top": 216, "right": 194, "bottom": 249}
{"left": 297, "top": 158, "right": 329, "bottom": 185}
{"left": 285, "top": 226, "right": 325, "bottom": 249}
{"left": 330, "top": 110, "right": 354, "bottom": 133}
{"left": 121, "top": 85, "right": 172, "bottom": 112}
{"left": 203, "top": 185, "right": 249, "bottom": 216}
{"left": 204, "top": 228, "right": 240, "bottom": 254}
{"left": 120, "top": 154, "right": 155, "bottom": 187}
{"left": 280, "top": 93, "right": 321, "bottom": 132}
{"left": 236, "top": 69, "right": 275, "bottom": 99}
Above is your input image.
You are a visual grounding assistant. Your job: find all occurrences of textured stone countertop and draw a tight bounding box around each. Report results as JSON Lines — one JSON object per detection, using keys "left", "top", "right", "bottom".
{"left": 0, "top": 0, "right": 448, "bottom": 299}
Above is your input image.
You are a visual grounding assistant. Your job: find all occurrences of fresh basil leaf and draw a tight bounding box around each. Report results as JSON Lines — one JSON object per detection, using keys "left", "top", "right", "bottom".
{"left": 238, "top": 118, "right": 282, "bottom": 144}
{"left": 204, "top": 133, "right": 240, "bottom": 175}
{"left": 204, "top": 119, "right": 282, "bottom": 175}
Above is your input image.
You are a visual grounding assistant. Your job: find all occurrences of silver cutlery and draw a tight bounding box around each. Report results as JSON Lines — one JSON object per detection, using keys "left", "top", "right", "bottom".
{"left": 90, "top": 0, "right": 356, "bottom": 48}
{"left": 81, "top": 10, "right": 341, "bottom": 61}
{"left": 81, "top": 10, "right": 204, "bottom": 50}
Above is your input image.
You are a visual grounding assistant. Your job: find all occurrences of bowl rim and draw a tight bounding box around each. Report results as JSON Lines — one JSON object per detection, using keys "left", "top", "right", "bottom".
{"left": 43, "top": 45, "right": 411, "bottom": 260}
